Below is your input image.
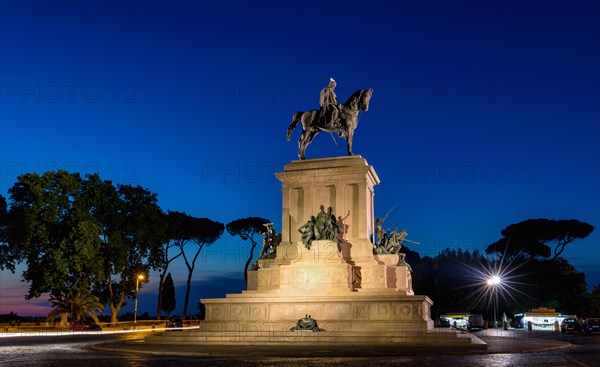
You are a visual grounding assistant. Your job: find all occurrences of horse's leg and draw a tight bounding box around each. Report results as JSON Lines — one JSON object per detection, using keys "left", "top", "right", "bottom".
{"left": 304, "top": 129, "right": 318, "bottom": 158}
{"left": 346, "top": 128, "right": 354, "bottom": 156}
{"left": 287, "top": 112, "right": 303, "bottom": 141}
{"left": 298, "top": 114, "right": 312, "bottom": 159}
{"left": 298, "top": 130, "right": 308, "bottom": 160}
{"left": 298, "top": 112, "right": 319, "bottom": 159}
{"left": 299, "top": 129, "right": 318, "bottom": 160}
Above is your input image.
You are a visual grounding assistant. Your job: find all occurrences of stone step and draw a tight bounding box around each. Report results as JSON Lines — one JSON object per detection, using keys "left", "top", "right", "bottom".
{"left": 214, "top": 292, "right": 429, "bottom": 301}
{"left": 145, "top": 330, "right": 477, "bottom": 346}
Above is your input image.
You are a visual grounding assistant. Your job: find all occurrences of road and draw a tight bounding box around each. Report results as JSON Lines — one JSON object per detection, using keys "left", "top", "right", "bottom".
{"left": 0, "top": 330, "right": 598, "bottom": 367}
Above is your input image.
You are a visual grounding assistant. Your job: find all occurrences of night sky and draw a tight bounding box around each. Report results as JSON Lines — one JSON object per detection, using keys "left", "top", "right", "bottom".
{"left": 0, "top": 0, "right": 598, "bottom": 317}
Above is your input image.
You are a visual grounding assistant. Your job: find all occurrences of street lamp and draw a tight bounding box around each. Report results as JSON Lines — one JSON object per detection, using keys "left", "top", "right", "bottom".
{"left": 134, "top": 274, "right": 144, "bottom": 327}
{"left": 487, "top": 275, "right": 501, "bottom": 328}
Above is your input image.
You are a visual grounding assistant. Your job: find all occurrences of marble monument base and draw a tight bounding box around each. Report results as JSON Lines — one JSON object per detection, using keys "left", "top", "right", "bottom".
{"left": 146, "top": 242, "right": 478, "bottom": 347}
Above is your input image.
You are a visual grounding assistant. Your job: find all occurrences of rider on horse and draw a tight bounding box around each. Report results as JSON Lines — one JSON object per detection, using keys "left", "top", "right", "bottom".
{"left": 319, "top": 78, "right": 342, "bottom": 133}
{"left": 286, "top": 81, "right": 373, "bottom": 160}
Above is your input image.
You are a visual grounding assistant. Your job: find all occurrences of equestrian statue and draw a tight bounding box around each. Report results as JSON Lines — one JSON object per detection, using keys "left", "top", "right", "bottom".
{"left": 286, "top": 78, "right": 373, "bottom": 160}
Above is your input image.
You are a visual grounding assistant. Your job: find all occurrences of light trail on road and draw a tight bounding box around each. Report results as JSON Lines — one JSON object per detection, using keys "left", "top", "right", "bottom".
{"left": 0, "top": 325, "right": 199, "bottom": 338}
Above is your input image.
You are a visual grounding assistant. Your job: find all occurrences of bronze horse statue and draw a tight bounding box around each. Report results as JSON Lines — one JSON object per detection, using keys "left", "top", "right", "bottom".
{"left": 286, "top": 88, "right": 373, "bottom": 160}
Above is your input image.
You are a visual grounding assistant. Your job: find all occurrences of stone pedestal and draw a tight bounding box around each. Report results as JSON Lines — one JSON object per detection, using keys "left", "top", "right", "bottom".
{"left": 145, "top": 156, "right": 480, "bottom": 348}
{"left": 200, "top": 239, "right": 427, "bottom": 334}
{"left": 275, "top": 156, "right": 378, "bottom": 246}
{"left": 272, "top": 156, "right": 409, "bottom": 293}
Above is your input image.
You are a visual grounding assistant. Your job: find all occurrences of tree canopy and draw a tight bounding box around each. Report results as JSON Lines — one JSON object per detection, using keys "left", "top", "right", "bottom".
{"left": 226, "top": 217, "right": 270, "bottom": 284}
{"left": 0, "top": 194, "right": 14, "bottom": 271}
{"left": 4, "top": 171, "right": 104, "bottom": 298}
{"left": 486, "top": 218, "right": 594, "bottom": 260}
{"left": 412, "top": 248, "right": 491, "bottom": 317}
{"left": 411, "top": 247, "right": 590, "bottom": 319}
{"left": 92, "top": 181, "right": 165, "bottom": 323}
{"left": 2, "top": 170, "right": 166, "bottom": 323}
{"left": 589, "top": 285, "right": 600, "bottom": 316}
{"left": 47, "top": 288, "right": 104, "bottom": 324}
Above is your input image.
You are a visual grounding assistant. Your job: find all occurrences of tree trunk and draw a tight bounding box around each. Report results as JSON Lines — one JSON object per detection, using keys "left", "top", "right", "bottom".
{"left": 60, "top": 312, "right": 68, "bottom": 327}
{"left": 180, "top": 242, "right": 203, "bottom": 322}
{"left": 156, "top": 272, "right": 165, "bottom": 321}
{"left": 108, "top": 291, "right": 126, "bottom": 324}
{"left": 244, "top": 241, "right": 258, "bottom": 285}
{"left": 182, "top": 268, "right": 194, "bottom": 321}
{"left": 109, "top": 304, "right": 117, "bottom": 324}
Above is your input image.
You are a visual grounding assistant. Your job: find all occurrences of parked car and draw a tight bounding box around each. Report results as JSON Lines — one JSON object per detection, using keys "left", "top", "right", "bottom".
{"left": 511, "top": 315, "right": 525, "bottom": 329}
{"left": 438, "top": 318, "right": 451, "bottom": 328}
{"left": 468, "top": 314, "right": 485, "bottom": 331}
{"left": 582, "top": 318, "right": 600, "bottom": 334}
{"left": 560, "top": 318, "right": 581, "bottom": 333}
{"left": 166, "top": 317, "right": 183, "bottom": 329}
{"left": 438, "top": 314, "right": 469, "bottom": 329}
{"left": 70, "top": 321, "right": 102, "bottom": 331}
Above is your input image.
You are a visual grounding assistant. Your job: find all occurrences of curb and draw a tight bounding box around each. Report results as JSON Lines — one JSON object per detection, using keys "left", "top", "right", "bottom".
{"left": 91, "top": 336, "right": 571, "bottom": 357}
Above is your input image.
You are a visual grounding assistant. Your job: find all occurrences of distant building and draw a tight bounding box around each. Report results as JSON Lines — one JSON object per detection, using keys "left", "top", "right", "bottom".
{"left": 513, "top": 307, "right": 575, "bottom": 330}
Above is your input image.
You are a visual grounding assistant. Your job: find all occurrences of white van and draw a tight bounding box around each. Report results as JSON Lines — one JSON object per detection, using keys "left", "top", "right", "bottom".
{"left": 468, "top": 314, "right": 485, "bottom": 331}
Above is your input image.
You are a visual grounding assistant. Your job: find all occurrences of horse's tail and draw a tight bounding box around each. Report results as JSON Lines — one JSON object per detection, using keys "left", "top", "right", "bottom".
{"left": 286, "top": 112, "right": 303, "bottom": 141}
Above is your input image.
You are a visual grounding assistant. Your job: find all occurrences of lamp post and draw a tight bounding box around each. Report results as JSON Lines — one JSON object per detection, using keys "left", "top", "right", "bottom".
{"left": 487, "top": 275, "right": 501, "bottom": 329}
{"left": 134, "top": 274, "right": 144, "bottom": 327}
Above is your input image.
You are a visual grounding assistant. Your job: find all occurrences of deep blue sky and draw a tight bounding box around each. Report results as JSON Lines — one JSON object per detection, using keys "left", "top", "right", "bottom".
{"left": 0, "top": 0, "right": 598, "bottom": 317}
